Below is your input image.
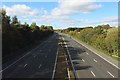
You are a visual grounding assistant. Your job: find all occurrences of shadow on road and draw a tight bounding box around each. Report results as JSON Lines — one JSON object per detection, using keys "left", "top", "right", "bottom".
{"left": 72, "top": 60, "right": 81, "bottom": 64}
{"left": 74, "top": 65, "right": 92, "bottom": 70}
{"left": 71, "top": 54, "right": 82, "bottom": 60}
{"left": 76, "top": 47, "right": 86, "bottom": 54}
{"left": 68, "top": 46, "right": 86, "bottom": 55}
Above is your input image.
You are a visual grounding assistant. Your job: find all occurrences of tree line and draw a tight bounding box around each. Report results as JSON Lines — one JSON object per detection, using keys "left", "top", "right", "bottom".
{"left": 60, "top": 24, "right": 119, "bottom": 57}
{"left": 1, "top": 9, "right": 54, "bottom": 57}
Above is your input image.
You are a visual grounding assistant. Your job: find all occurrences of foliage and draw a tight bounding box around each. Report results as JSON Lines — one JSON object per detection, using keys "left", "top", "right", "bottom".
{"left": 62, "top": 24, "right": 118, "bottom": 56}
{"left": 1, "top": 9, "right": 54, "bottom": 57}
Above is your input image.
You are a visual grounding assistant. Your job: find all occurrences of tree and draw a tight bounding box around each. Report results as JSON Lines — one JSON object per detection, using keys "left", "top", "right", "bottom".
{"left": 47, "top": 26, "right": 53, "bottom": 30}
{"left": 2, "top": 8, "right": 54, "bottom": 58}
{"left": 1, "top": 9, "right": 11, "bottom": 33}
{"left": 11, "top": 16, "right": 19, "bottom": 28}
{"left": 24, "top": 22, "right": 29, "bottom": 27}
{"left": 30, "top": 22, "right": 39, "bottom": 31}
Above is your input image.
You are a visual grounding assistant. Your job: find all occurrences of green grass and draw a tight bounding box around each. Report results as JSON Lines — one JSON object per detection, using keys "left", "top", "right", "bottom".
{"left": 69, "top": 34, "right": 120, "bottom": 62}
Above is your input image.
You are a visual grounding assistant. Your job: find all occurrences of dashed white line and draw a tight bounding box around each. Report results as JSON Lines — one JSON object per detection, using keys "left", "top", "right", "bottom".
{"left": 39, "top": 50, "right": 42, "bottom": 52}
{"left": 0, "top": 70, "right": 2, "bottom": 73}
{"left": 107, "top": 71, "right": 115, "bottom": 78}
{"left": 67, "top": 68, "right": 70, "bottom": 79}
{"left": 86, "top": 52, "right": 89, "bottom": 55}
{"left": 1, "top": 39, "right": 50, "bottom": 72}
{"left": 1, "top": 51, "right": 31, "bottom": 73}
{"left": 93, "top": 59, "right": 97, "bottom": 62}
{"left": 45, "top": 55, "right": 47, "bottom": 58}
{"left": 24, "top": 64, "right": 28, "bottom": 67}
{"left": 91, "top": 71, "right": 96, "bottom": 77}
{"left": 66, "top": 58, "right": 67, "bottom": 61}
{"left": 33, "top": 55, "right": 36, "bottom": 58}
{"left": 38, "top": 64, "right": 42, "bottom": 68}
{"left": 1, "top": 35, "right": 54, "bottom": 73}
{"left": 73, "top": 38, "right": 120, "bottom": 70}
{"left": 82, "top": 59, "right": 85, "bottom": 62}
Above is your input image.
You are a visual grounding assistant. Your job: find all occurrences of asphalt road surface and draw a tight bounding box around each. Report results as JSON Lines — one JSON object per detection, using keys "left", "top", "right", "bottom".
{"left": 1, "top": 32, "right": 119, "bottom": 79}
{"left": 62, "top": 34, "right": 119, "bottom": 79}
{"left": 2, "top": 33, "right": 59, "bottom": 79}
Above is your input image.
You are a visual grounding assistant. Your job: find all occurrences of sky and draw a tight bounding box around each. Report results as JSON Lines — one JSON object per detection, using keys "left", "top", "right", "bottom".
{"left": 1, "top": 0, "right": 119, "bottom": 29}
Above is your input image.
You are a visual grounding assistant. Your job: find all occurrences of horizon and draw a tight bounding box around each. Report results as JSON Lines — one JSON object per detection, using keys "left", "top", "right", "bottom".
{"left": 1, "top": 1, "right": 118, "bottom": 29}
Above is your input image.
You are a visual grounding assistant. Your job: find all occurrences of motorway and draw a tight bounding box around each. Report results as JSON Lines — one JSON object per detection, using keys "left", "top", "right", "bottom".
{"left": 62, "top": 34, "right": 119, "bottom": 78}
{"left": 2, "top": 33, "right": 59, "bottom": 78}
{"left": 1, "top": 32, "right": 119, "bottom": 79}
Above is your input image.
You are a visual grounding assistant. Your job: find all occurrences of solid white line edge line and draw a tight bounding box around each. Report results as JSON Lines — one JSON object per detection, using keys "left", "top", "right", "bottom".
{"left": 1, "top": 35, "right": 53, "bottom": 73}
{"left": 72, "top": 38, "right": 120, "bottom": 70}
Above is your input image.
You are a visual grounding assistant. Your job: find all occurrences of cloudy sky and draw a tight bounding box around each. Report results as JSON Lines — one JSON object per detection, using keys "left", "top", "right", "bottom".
{"left": 1, "top": 0, "right": 118, "bottom": 29}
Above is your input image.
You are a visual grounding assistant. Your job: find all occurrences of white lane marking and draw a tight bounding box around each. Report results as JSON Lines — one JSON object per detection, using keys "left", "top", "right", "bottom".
{"left": 33, "top": 55, "right": 36, "bottom": 58}
{"left": 76, "top": 71, "right": 79, "bottom": 78}
{"left": 2, "top": 33, "right": 56, "bottom": 72}
{"left": 91, "top": 71, "right": 96, "bottom": 77}
{"left": 52, "top": 43, "right": 59, "bottom": 80}
{"left": 38, "top": 64, "right": 42, "bottom": 68}
{"left": 67, "top": 68, "right": 70, "bottom": 79}
{"left": 1, "top": 51, "right": 30, "bottom": 73}
{"left": 1, "top": 37, "right": 51, "bottom": 73}
{"left": 82, "top": 59, "right": 85, "bottom": 62}
{"left": 86, "top": 52, "right": 89, "bottom": 55}
{"left": 45, "top": 55, "right": 47, "bottom": 58}
{"left": 73, "top": 38, "right": 120, "bottom": 70}
{"left": 0, "top": 70, "right": 2, "bottom": 73}
{"left": 24, "top": 64, "right": 28, "bottom": 67}
{"left": 93, "top": 59, "right": 97, "bottom": 62}
{"left": 107, "top": 71, "right": 115, "bottom": 78}
{"left": 66, "top": 58, "right": 67, "bottom": 61}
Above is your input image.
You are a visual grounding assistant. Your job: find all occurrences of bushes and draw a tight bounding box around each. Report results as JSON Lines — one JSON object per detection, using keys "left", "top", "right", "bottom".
{"left": 62, "top": 25, "right": 118, "bottom": 56}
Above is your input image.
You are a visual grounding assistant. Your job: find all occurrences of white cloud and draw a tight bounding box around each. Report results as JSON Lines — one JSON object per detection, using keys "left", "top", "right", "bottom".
{"left": 100, "top": 16, "right": 118, "bottom": 26}
{"left": 78, "top": 16, "right": 118, "bottom": 26}
{"left": 101, "top": 16, "right": 118, "bottom": 22}
{"left": 51, "top": 0, "right": 102, "bottom": 16}
{"left": 38, "top": 0, "right": 102, "bottom": 26}
{"left": 2, "top": 2, "right": 117, "bottom": 28}
{"left": 2, "top": 4, "right": 39, "bottom": 16}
